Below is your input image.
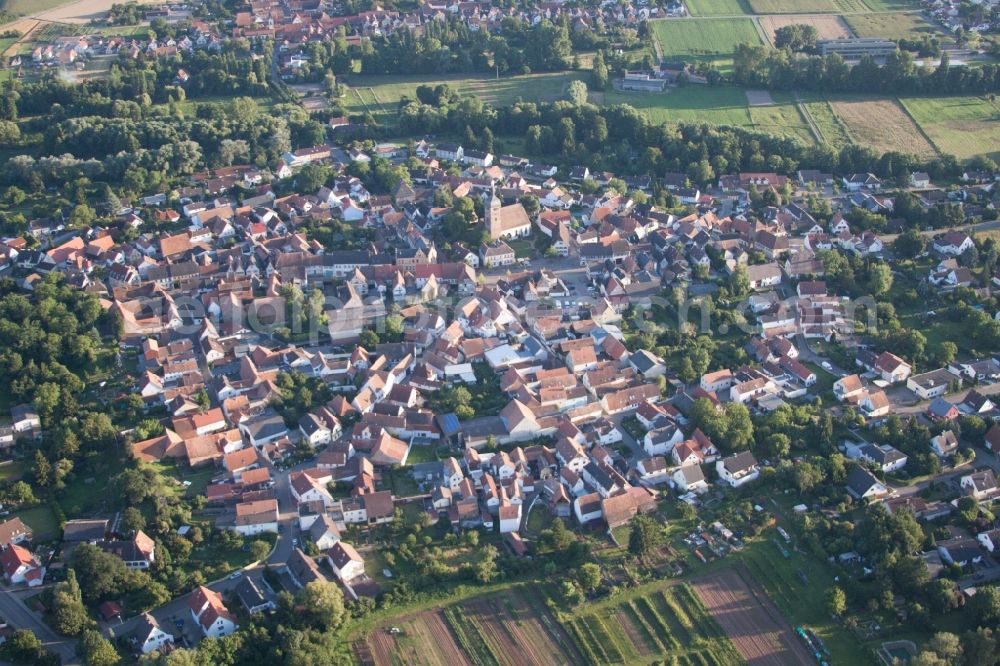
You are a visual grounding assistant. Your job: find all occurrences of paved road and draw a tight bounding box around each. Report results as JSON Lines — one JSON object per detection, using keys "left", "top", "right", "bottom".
{"left": 0, "top": 590, "right": 78, "bottom": 663}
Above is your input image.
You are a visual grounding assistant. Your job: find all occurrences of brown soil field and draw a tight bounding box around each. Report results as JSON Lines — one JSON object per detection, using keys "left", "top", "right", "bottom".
{"left": 366, "top": 610, "right": 471, "bottom": 666}
{"left": 830, "top": 98, "right": 937, "bottom": 158}
{"left": 363, "top": 588, "right": 581, "bottom": 666}
{"left": 464, "top": 591, "right": 582, "bottom": 666}
{"left": 0, "top": 18, "right": 39, "bottom": 57}
{"left": 760, "top": 14, "right": 852, "bottom": 44}
{"left": 693, "top": 568, "right": 816, "bottom": 665}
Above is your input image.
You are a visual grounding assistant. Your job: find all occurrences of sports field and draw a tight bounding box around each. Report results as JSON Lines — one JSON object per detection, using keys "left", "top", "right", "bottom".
{"left": 344, "top": 71, "right": 586, "bottom": 123}
{"left": 829, "top": 97, "right": 937, "bottom": 157}
{"left": 844, "top": 11, "right": 940, "bottom": 40}
{"left": 683, "top": 0, "right": 751, "bottom": 16}
{"left": 650, "top": 18, "right": 763, "bottom": 69}
{"left": 900, "top": 95, "right": 1000, "bottom": 160}
{"left": 747, "top": 0, "right": 868, "bottom": 13}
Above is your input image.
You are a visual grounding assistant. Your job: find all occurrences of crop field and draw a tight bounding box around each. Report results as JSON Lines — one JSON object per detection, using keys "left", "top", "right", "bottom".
{"left": 748, "top": 92, "right": 816, "bottom": 144}
{"left": 900, "top": 95, "right": 1000, "bottom": 160}
{"left": 747, "top": 0, "right": 868, "bottom": 13}
{"left": 759, "top": 14, "right": 852, "bottom": 44}
{"left": 1, "top": 0, "right": 69, "bottom": 17}
{"left": 649, "top": 18, "right": 762, "bottom": 69}
{"left": 683, "top": 0, "right": 751, "bottom": 16}
{"left": 843, "top": 11, "right": 940, "bottom": 40}
{"left": 564, "top": 583, "right": 744, "bottom": 665}
{"left": 829, "top": 97, "right": 936, "bottom": 157}
{"left": 344, "top": 71, "right": 586, "bottom": 123}
{"left": 602, "top": 85, "right": 753, "bottom": 126}
{"left": 365, "top": 587, "right": 582, "bottom": 666}
{"left": 799, "top": 95, "right": 853, "bottom": 148}
{"left": 693, "top": 568, "right": 816, "bottom": 664}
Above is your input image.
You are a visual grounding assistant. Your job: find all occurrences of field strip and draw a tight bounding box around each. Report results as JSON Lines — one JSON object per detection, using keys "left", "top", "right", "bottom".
{"left": 895, "top": 96, "right": 942, "bottom": 156}
{"left": 795, "top": 91, "right": 825, "bottom": 143}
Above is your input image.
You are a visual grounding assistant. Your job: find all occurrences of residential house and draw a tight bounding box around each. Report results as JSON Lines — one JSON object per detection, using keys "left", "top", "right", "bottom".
{"left": 715, "top": 451, "right": 759, "bottom": 488}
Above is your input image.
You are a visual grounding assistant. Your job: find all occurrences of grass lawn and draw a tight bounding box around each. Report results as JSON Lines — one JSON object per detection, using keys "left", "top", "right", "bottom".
{"left": 12, "top": 505, "right": 60, "bottom": 541}
{"left": 649, "top": 18, "right": 762, "bottom": 70}
{"left": 525, "top": 504, "right": 554, "bottom": 536}
{"left": 804, "top": 362, "right": 838, "bottom": 401}
{"left": 683, "top": 0, "right": 751, "bottom": 16}
{"left": 344, "top": 71, "right": 587, "bottom": 125}
{"left": 0, "top": 459, "right": 28, "bottom": 482}
{"left": 843, "top": 12, "right": 942, "bottom": 40}
{"left": 508, "top": 238, "right": 534, "bottom": 258}
{"left": 602, "top": 85, "right": 752, "bottom": 126}
{"left": 405, "top": 444, "right": 440, "bottom": 465}
{"left": 899, "top": 95, "right": 1000, "bottom": 161}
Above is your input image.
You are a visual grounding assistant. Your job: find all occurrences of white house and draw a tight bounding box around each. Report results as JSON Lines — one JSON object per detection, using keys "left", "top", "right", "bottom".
{"left": 498, "top": 502, "right": 521, "bottom": 533}
{"left": 672, "top": 464, "right": 709, "bottom": 494}
{"left": 0, "top": 544, "right": 44, "bottom": 587}
{"left": 135, "top": 613, "right": 174, "bottom": 654}
{"left": 643, "top": 424, "right": 684, "bottom": 457}
{"left": 189, "top": 586, "right": 237, "bottom": 639}
{"left": 326, "top": 541, "right": 365, "bottom": 583}
{"left": 233, "top": 499, "right": 279, "bottom": 536}
{"left": 715, "top": 452, "right": 759, "bottom": 488}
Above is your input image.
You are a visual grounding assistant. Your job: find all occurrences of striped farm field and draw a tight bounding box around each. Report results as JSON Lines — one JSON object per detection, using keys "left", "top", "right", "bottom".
{"left": 747, "top": 0, "right": 868, "bottom": 13}
{"left": 829, "top": 97, "right": 937, "bottom": 158}
{"left": 564, "top": 583, "right": 744, "bottom": 665}
{"left": 843, "top": 11, "right": 942, "bottom": 40}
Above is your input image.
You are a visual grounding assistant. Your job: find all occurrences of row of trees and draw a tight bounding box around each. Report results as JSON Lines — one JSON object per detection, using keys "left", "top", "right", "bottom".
{"left": 734, "top": 45, "right": 1000, "bottom": 96}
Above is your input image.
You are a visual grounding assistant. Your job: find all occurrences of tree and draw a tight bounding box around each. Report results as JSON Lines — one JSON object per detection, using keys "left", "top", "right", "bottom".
{"left": 825, "top": 586, "right": 847, "bottom": 617}
{"left": 52, "top": 569, "right": 93, "bottom": 636}
{"left": 933, "top": 341, "right": 957, "bottom": 366}
{"left": 560, "top": 580, "right": 584, "bottom": 606}
{"left": 866, "top": 263, "right": 893, "bottom": 296}
{"left": 250, "top": 540, "right": 271, "bottom": 562}
{"left": 577, "top": 562, "right": 602, "bottom": 592}
{"left": 723, "top": 402, "right": 755, "bottom": 450}
{"left": 628, "top": 514, "right": 661, "bottom": 559}
{"left": 77, "top": 629, "right": 121, "bottom": 666}
{"left": 295, "top": 580, "right": 346, "bottom": 630}
{"left": 70, "top": 544, "right": 130, "bottom": 604}
{"left": 1, "top": 629, "right": 48, "bottom": 664}
{"left": 474, "top": 544, "right": 499, "bottom": 583}
{"left": 120, "top": 506, "right": 146, "bottom": 534}
{"left": 971, "top": 585, "right": 1000, "bottom": 628}
{"left": 567, "top": 80, "right": 588, "bottom": 106}
{"left": 892, "top": 228, "right": 926, "bottom": 259}
{"left": 728, "top": 265, "right": 750, "bottom": 299}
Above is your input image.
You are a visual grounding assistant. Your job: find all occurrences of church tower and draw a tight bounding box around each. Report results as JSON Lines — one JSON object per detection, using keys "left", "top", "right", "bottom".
{"left": 486, "top": 184, "right": 502, "bottom": 240}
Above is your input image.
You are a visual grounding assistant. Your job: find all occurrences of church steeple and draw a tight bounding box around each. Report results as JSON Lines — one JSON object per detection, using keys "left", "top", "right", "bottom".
{"left": 487, "top": 183, "right": 502, "bottom": 240}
